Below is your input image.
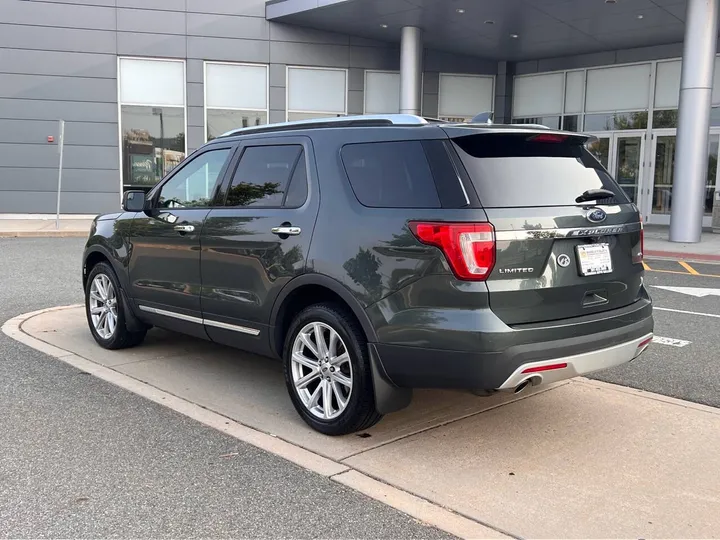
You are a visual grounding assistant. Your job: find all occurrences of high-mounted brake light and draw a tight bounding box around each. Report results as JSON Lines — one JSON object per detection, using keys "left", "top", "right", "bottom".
{"left": 529, "top": 133, "right": 569, "bottom": 143}
{"left": 409, "top": 222, "right": 496, "bottom": 281}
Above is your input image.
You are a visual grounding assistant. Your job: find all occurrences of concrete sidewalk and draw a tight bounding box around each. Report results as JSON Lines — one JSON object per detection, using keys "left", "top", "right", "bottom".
{"left": 644, "top": 225, "right": 720, "bottom": 261}
{"left": 0, "top": 215, "right": 95, "bottom": 238}
{"left": 5, "top": 305, "right": 720, "bottom": 539}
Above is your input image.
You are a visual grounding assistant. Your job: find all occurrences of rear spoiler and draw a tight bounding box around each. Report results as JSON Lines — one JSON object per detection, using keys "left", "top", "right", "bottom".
{"left": 440, "top": 125, "right": 594, "bottom": 145}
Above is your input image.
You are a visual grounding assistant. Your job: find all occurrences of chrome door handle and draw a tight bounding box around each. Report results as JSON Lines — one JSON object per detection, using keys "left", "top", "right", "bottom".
{"left": 174, "top": 224, "right": 195, "bottom": 233}
{"left": 271, "top": 226, "right": 301, "bottom": 236}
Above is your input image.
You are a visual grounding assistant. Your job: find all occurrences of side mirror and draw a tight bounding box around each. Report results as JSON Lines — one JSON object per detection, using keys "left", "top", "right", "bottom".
{"left": 122, "top": 190, "right": 148, "bottom": 212}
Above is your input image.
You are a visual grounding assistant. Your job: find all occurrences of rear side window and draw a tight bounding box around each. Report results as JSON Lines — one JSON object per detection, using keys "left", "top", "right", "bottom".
{"left": 226, "top": 145, "right": 303, "bottom": 207}
{"left": 341, "top": 141, "right": 441, "bottom": 208}
{"left": 452, "top": 133, "right": 629, "bottom": 208}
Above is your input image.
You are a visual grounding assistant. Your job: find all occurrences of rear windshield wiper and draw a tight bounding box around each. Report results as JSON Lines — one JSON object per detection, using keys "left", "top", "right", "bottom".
{"left": 575, "top": 188, "right": 616, "bottom": 204}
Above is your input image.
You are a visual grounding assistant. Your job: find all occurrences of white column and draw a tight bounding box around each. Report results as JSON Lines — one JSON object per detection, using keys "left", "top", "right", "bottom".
{"left": 670, "top": 0, "right": 719, "bottom": 243}
{"left": 399, "top": 26, "right": 423, "bottom": 115}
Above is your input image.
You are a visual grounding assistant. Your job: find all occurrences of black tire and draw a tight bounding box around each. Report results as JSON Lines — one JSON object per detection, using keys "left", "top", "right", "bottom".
{"left": 283, "top": 303, "right": 382, "bottom": 436}
{"left": 85, "top": 262, "right": 147, "bottom": 350}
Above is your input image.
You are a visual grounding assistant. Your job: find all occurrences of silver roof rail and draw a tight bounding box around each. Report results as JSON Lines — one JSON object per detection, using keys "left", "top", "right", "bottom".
{"left": 219, "top": 114, "right": 429, "bottom": 138}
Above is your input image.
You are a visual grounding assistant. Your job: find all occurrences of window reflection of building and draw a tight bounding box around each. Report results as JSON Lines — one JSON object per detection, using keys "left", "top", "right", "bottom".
{"left": 118, "top": 58, "right": 186, "bottom": 192}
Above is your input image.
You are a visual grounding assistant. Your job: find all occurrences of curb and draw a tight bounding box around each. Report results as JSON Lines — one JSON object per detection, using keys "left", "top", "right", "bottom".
{"left": 645, "top": 249, "right": 720, "bottom": 262}
{"left": 0, "top": 231, "right": 89, "bottom": 238}
{"left": 1, "top": 305, "right": 510, "bottom": 540}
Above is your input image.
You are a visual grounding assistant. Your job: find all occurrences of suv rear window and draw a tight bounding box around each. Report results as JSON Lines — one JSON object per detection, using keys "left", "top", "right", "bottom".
{"left": 341, "top": 141, "right": 441, "bottom": 208}
{"left": 452, "top": 133, "right": 629, "bottom": 208}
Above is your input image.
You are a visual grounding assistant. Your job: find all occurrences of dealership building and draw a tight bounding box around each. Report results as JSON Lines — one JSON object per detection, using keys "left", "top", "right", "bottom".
{"left": 1, "top": 0, "right": 719, "bottom": 241}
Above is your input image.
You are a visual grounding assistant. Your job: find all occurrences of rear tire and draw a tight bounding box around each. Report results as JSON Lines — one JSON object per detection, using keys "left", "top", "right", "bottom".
{"left": 85, "top": 262, "right": 146, "bottom": 350}
{"left": 283, "top": 303, "right": 382, "bottom": 435}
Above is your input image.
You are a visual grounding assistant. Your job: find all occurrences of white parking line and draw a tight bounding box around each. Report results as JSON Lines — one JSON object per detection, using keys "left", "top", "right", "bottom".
{"left": 654, "top": 307, "right": 720, "bottom": 319}
{"left": 652, "top": 336, "right": 691, "bottom": 347}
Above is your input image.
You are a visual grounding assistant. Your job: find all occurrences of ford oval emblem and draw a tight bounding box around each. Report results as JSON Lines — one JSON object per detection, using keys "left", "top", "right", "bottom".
{"left": 587, "top": 209, "right": 607, "bottom": 223}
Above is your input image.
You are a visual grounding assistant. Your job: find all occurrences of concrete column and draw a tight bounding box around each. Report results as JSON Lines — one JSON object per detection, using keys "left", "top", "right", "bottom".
{"left": 669, "top": 0, "right": 719, "bottom": 243}
{"left": 399, "top": 26, "right": 423, "bottom": 115}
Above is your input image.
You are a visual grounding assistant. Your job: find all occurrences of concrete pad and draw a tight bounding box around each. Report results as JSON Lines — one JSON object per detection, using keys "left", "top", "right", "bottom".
{"left": 24, "top": 306, "right": 539, "bottom": 461}
{"left": 344, "top": 380, "right": 720, "bottom": 539}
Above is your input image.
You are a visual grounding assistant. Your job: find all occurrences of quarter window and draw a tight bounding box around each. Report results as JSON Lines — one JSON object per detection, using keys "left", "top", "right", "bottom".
{"left": 341, "top": 141, "right": 441, "bottom": 208}
{"left": 225, "top": 145, "right": 306, "bottom": 207}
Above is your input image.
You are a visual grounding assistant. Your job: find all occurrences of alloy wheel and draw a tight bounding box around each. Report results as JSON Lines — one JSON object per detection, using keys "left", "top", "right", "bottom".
{"left": 89, "top": 273, "right": 118, "bottom": 340}
{"left": 291, "top": 322, "right": 353, "bottom": 420}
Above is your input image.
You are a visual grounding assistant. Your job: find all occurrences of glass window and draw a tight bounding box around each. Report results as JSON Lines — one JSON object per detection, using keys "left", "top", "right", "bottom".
{"left": 287, "top": 67, "right": 347, "bottom": 119}
{"left": 365, "top": 71, "right": 400, "bottom": 115}
{"left": 562, "top": 115, "right": 581, "bottom": 132}
{"left": 205, "top": 62, "right": 268, "bottom": 141}
{"left": 512, "top": 116, "right": 561, "bottom": 130}
{"left": 207, "top": 109, "right": 267, "bottom": 141}
{"left": 287, "top": 111, "right": 345, "bottom": 122}
{"left": 452, "top": 133, "right": 628, "bottom": 208}
{"left": 652, "top": 109, "right": 678, "bottom": 129}
{"left": 438, "top": 74, "right": 494, "bottom": 119}
{"left": 122, "top": 106, "right": 185, "bottom": 190}
{"left": 157, "top": 148, "right": 231, "bottom": 208}
{"left": 584, "top": 111, "right": 648, "bottom": 132}
{"left": 226, "top": 145, "right": 303, "bottom": 207}
{"left": 513, "top": 73, "right": 564, "bottom": 117}
{"left": 341, "top": 141, "right": 440, "bottom": 208}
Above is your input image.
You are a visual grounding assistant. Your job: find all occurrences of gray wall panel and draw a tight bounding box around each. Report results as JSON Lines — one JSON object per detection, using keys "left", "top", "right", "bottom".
{"left": 187, "top": 106, "right": 205, "bottom": 128}
{"left": 117, "top": 32, "right": 187, "bottom": 58}
{"left": 269, "top": 63, "right": 287, "bottom": 87}
{"left": 424, "top": 50, "right": 496, "bottom": 74}
{"left": 615, "top": 43, "right": 683, "bottom": 63}
{"left": 348, "top": 90, "right": 363, "bottom": 115}
{"left": 116, "top": 0, "right": 186, "bottom": 11}
{"left": 0, "top": 168, "right": 119, "bottom": 192}
{"left": 0, "top": 74, "right": 117, "bottom": 102}
{"left": 0, "top": 119, "right": 117, "bottom": 146}
{"left": 186, "top": 0, "right": 266, "bottom": 17}
{"left": 269, "top": 110, "right": 286, "bottom": 124}
{"left": 187, "top": 125, "right": 205, "bottom": 152}
{"left": 187, "top": 36, "right": 269, "bottom": 63}
{"left": 0, "top": 99, "right": 117, "bottom": 123}
{"left": 187, "top": 83, "right": 204, "bottom": 108}
{"left": 421, "top": 93, "right": 438, "bottom": 118}
{"left": 348, "top": 46, "right": 397, "bottom": 70}
{"left": 269, "top": 23, "right": 349, "bottom": 45}
{"left": 187, "top": 60, "right": 205, "bottom": 84}
{"left": 0, "top": 24, "right": 117, "bottom": 54}
{"left": 269, "top": 86, "right": 286, "bottom": 111}
{"left": 0, "top": 191, "right": 120, "bottom": 214}
{"left": 0, "top": 143, "right": 118, "bottom": 170}
{"left": 117, "top": 8, "right": 187, "bottom": 35}
{"left": 0, "top": 0, "right": 116, "bottom": 31}
{"left": 0, "top": 49, "right": 117, "bottom": 79}
{"left": 271, "top": 42, "right": 348, "bottom": 67}
{"left": 348, "top": 68, "right": 364, "bottom": 92}
{"left": 187, "top": 13, "right": 269, "bottom": 40}
{"left": 422, "top": 72, "right": 439, "bottom": 95}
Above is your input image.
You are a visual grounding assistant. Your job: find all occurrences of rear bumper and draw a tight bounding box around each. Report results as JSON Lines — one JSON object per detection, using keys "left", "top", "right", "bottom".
{"left": 372, "top": 299, "right": 654, "bottom": 391}
{"left": 495, "top": 332, "right": 652, "bottom": 390}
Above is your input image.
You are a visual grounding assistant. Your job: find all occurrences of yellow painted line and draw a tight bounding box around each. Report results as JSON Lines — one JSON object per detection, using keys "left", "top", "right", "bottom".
{"left": 645, "top": 267, "right": 720, "bottom": 278}
{"left": 678, "top": 261, "right": 700, "bottom": 275}
{"left": 642, "top": 261, "right": 651, "bottom": 271}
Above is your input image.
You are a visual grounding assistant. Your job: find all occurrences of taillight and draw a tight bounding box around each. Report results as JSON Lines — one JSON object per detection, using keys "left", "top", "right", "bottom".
{"left": 409, "top": 222, "right": 496, "bottom": 281}
{"left": 633, "top": 222, "right": 644, "bottom": 264}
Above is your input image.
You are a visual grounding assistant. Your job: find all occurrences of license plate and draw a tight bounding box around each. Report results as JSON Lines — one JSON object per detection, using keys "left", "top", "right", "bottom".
{"left": 576, "top": 243, "right": 612, "bottom": 276}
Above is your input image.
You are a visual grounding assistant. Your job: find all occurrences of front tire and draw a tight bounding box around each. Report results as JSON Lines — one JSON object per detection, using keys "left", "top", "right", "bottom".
{"left": 85, "top": 262, "right": 146, "bottom": 350}
{"left": 283, "top": 303, "right": 382, "bottom": 436}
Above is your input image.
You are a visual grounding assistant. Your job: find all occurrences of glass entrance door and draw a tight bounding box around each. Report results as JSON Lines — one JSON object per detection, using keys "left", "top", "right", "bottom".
{"left": 612, "top": 133, "right": 644, "bottom": 205}
{"left": 648, "top": 130, "right": 720, "bottom": 226}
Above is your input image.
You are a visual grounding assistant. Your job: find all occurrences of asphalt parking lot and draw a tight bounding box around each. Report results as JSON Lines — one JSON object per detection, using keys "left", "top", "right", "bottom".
{"left": 1, "top": 237, "right": 719, "bottom": 538}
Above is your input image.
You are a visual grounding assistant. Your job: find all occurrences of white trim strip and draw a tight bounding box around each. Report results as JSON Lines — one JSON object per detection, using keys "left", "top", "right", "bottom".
{"left": 138, "top": 305, "right": 261, "bottom": 336}
{"left": 203, "top": 318, "right": 261, "bottom": 336}
{"left": 139, "top": 305, "right": 203, "bottom": 324}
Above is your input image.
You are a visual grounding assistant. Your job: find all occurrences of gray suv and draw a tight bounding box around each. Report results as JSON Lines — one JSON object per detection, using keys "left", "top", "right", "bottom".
{"left": 82, "top": 115, "right": 653, "bottom": 435}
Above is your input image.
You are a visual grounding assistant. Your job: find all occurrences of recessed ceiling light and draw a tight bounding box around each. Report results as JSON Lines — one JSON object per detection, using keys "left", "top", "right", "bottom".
{"left": 510, "top": 33, "right": 519, "bottom": 39}
{"left": 637, "top": 14, "right": 644, "bottom": 19}
{"left": 456, "top": 8, "right": 465, "bottom": 13}
{"left": 380, "top": 23, "right": 388, "bottom": 28}
{"left": 484, "top": 19, "right": 495, "bottom": 25}
{"left": 605, "top": 0, "right": 617, "bottom": 4}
